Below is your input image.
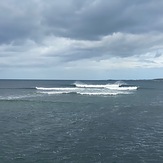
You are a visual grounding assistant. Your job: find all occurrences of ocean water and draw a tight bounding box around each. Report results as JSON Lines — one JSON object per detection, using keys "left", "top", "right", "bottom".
{"left": 0, "top": 79, "right": 163, "bottom": 163}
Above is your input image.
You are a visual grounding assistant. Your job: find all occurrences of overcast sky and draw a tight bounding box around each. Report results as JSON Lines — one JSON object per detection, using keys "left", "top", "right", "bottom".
{"left": 0, "top": 0, "right": 163, "bottom": 79}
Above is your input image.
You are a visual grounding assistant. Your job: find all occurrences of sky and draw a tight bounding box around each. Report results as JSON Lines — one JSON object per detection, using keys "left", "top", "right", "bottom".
{"left": 0, "top": 0, "right": 163, "bottom": 80}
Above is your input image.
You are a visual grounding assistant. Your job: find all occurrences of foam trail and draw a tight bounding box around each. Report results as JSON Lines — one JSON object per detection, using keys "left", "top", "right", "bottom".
{"left": 36, "top": 87, "right": 77, "bottom": 91}
{"left": 0, "top": 94, "right": 41, "bottom": 100}
{"left": 39, "top": 91, "right": 72, "bottom": 95}
{"left": 38, "top": 91, "right": 123, "bottom": 96}
{"left": 78, "top": 92, "right": 121, "bottom": 96}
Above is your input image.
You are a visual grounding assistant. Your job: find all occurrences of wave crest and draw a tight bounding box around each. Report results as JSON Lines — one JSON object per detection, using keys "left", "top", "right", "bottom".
{"left": 36, "top": 81, "right": 138, "bottom": 96}
{"left": 73, "top": 81, "right": 138, "bottom": 90}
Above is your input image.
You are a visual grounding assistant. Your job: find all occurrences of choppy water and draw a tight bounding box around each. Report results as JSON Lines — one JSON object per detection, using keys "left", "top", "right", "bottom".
{"left": 0, "top": 79, "right": 163, "bottom": 163}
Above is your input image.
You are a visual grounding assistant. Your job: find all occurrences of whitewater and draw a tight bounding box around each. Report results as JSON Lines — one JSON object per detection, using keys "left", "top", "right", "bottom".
{"left": 36, "top": 81, "right": 138, "bottom": 96}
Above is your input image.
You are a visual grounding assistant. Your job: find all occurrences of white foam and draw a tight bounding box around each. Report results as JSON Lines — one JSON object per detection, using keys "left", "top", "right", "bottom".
{"left": 36, "top": 82, "right": 138, "bottom": 96}
{"left": 74, "top": 83, "right": 106, "bottom": 88}
{"left": 39, "top": 91, "right": 71, "bottom": 95}
{"left": 107, "top": 86, "right": 138, "bottom": 90}
{"left": 38, "top": 89, "right": 131, "bottom": 96}
{"left": 77, "top": 92, "right": 120, "bottom": 95}
{"left": 74, "top": 82, "right": 138, "bottom": 90}
{"left": 0, "top": 94, "right": 40, "bottom": 100}
{"left": 36, "top": 87, "right": 77, "bottom": 91}
{"left": 39, "top": 91, "right": 120, "bottom": 96}
{"left": 74, "top": 82, "right": 120, "bottom": 88}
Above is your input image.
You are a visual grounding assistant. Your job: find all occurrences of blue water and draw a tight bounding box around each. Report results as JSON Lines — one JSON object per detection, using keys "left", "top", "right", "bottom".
{"left": 0, "top": 80, "right": 163, "bottom": 163}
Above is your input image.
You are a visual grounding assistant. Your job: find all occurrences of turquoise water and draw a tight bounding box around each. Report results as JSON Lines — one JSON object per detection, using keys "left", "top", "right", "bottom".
{"left": 0, "top": 80, "right": 163, "bottom": 163}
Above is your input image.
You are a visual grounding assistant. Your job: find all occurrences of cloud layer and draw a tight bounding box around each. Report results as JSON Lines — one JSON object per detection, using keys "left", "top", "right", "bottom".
{"left": 0, "top": 0, "right": 163, "bottom": 79}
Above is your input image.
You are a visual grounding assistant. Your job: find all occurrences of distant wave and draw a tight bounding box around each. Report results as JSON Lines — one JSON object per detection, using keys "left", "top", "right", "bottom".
{"left": 77, "top": 92, "right": 128, "bottom": 96}
{"left": 36, "top": 87, "right": 77, "bottom": 91}
{"left": 0, "top": 94, "right": 41, "bottom": 101}
{"left": 0, "top": 87, "right": 36, "bottom": 90}
{"left": 73, "top": 81, "right": 138, "bottom": 90}
{"left": 38, "top": 90, "right": 128, "bottom": 96}
{"left": 36, "top": 81, "right": 138, "bottom": 96}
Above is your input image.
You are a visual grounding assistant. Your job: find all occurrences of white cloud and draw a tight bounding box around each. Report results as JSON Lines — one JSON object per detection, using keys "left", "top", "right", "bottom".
{"left": 0, "top": 32, "right": 163, "bottom": 71}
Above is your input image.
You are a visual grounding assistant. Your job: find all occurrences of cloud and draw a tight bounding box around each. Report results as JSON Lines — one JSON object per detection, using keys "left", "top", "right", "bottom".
{"left": 0, "top": 0, "right": 163, "bottom": 79}
{"left": 1, "top": 32, "right": 163, "bottom": 70}
{"left": 1, "top": 0, "right": 163, "bottom": 43}
{"left": 0, "top": 1, "right": 42, "bottom": 43}
{"left": 36, "top": 32, "right": 163, "bottom": 61}
{"left": 41, "top": 0, "right": 163, "bottom": 40}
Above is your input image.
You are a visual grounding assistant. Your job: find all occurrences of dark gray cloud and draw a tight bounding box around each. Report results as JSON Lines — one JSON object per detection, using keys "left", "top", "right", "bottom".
{"left": 0, "top": 0, "right": 163, "bottom": 44}
{"left": 42, "top": 0, "right": 163, "bottom": 40}
{"left": 0, "top": 1, "right": 39, "bottom": 43}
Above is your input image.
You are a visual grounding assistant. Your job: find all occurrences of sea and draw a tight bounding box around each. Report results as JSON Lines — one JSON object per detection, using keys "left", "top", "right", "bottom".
{"left": 0, "top": 79, "right": 163, "bottom": 163}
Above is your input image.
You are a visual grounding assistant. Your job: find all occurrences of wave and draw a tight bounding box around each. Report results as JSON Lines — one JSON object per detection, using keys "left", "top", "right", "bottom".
{"left": 35, "top": 81, "right": 138, "bottom": 96}
{"left": 0, "top": 94, "right": 41, "bottom": 101}
{"left": 77, "top": 92, "right": 128, "bottom": 96}
{"left": 0, "top": 87, "right": 36, "bottom": 90}
{"left": 38, "top": 91, "right": 77, "bottom": 95}
{"left": 73, "top": 82, "right": 120, "bottom": 88}
{"left": 36, "top": 87, "right": 77, "bottom": 91}
{"left": 73, "top": 81, "right": 138, "bottom": 90}
{"left": 108, "top": 86, "right": 138, "bottom": 90}
{"left": 38, "top": 91, "right": 128, "bottom": 96}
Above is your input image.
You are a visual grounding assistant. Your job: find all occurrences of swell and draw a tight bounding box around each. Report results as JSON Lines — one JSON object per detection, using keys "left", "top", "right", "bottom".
{"left": 0, "top": 87, "right": 36, "bottom": 90}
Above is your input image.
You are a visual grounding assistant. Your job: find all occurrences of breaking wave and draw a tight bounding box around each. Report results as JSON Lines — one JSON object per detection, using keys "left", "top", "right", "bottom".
{"left": 36, "top": 81, "right": 138, "bottom": 96}
{"left": 36, "top": 87, "right": 77, "bottom": 91}
{"left": 73, "top": 81, "right": 137, "bottom": 90}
